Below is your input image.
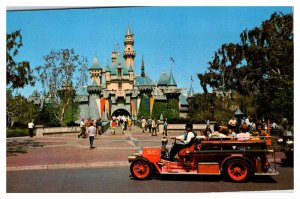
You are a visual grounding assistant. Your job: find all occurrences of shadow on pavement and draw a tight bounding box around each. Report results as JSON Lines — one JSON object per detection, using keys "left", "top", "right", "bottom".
{"left": 7, "top": 139, "right": 43, "bottom": 157}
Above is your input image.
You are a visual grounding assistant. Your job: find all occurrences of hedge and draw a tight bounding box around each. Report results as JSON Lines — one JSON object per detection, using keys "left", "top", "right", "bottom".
{"left": 7, "top": 128, "right": 31, "bottom": 138}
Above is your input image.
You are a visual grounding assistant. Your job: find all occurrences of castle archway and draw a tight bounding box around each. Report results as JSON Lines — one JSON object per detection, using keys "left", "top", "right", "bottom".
{"left": 112, "top": 109, "right": 130, "bottom": 117}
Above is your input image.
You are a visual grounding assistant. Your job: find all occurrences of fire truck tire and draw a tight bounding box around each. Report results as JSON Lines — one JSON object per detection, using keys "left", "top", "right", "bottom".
{"left": 130, "top": 158, "right": 152, "bottom": 180}
{"left": 224, "top": 159, "right": 252, "bottom": 182}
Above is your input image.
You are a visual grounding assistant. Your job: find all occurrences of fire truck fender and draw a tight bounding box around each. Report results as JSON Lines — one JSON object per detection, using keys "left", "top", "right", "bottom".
{"left": 220, "top": 155, "right": 255, "bottom": 174}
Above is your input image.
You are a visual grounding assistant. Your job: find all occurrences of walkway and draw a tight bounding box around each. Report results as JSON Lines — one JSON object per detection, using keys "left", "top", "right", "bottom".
{"left": 7, "top": 126, "right": 167, "bottom": 171}
{"left": 6, "top": 125, "right": 285, "bottom": 171}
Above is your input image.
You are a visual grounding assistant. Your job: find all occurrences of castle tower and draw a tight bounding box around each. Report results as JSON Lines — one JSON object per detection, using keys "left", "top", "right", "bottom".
{"left": 111, "top": 49, "right": 117, "bottom": 66}
{"left": 187, "top": 83, "right": 195, "bottom": 98}
{"left": 89, "top": 55, "right": 102, "bottom": 86}
{"left": 123, "top": 24, "right": 136, "bottom": 69}
{"left": 167, "top": 68, "right": 177, "bottom": 88}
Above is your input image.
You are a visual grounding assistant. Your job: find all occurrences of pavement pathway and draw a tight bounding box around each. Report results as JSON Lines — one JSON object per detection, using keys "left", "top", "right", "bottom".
{"left": 7, "top": 126, "right": 167, "bottom": 171}
{"left": 6, "top": 125, "right": 285, "bottom": 171}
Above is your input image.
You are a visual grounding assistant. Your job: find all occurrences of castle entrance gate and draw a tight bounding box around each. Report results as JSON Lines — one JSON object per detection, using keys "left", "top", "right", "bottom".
{"left": 112, "top": 109, "right": 130, "bottom": 117}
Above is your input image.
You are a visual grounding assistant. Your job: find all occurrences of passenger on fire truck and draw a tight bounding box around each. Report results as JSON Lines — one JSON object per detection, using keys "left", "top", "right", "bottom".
{"left": 169, "top": 123, "right": 196, "bottom": 161}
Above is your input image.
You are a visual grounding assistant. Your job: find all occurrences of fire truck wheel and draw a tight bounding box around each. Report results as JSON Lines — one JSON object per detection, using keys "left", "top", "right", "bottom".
{"left": 130, "top": 158, "right": 152, "bottom": 180}
{"left": 224, "top": 159, "right": 251, "bottom": 182}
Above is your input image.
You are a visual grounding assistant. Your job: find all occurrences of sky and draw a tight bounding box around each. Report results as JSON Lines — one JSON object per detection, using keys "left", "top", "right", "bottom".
{"left": 6, "top": 6, "right": 293, "bottom": 97}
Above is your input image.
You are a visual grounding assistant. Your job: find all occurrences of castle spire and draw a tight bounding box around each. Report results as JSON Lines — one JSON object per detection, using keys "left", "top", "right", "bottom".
{"left": 126, "top": 23, "right": 133, "bottom": 35}
{"left": 123, "top": 24, "right": 136, "bottom": 69}
{"left": 167, "top": 67, "right": 177, "bottom": 86}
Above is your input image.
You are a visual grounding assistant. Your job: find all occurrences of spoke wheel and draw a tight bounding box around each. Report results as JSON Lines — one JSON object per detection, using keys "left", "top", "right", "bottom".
{"left": 130, "top": 159, "right": 152, "bottom": 180}
{"left": 226, "top": 160, "right": 250, "bottom": 182}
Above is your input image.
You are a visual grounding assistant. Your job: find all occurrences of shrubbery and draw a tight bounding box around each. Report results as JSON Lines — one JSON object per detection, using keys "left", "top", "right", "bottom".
{"left": 7, "top": 128, "right": 31, "bottom": 138}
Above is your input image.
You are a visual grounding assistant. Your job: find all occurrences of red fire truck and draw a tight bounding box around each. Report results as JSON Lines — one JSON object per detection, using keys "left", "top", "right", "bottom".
{"left": 128, "top": 135, "right": 278, "bottom": 182}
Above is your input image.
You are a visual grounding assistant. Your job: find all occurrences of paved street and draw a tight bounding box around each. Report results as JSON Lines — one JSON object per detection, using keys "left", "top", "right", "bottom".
{"left": 7, "top": 165, "right": 293, "bottom": 193}
{"left": 6, "top": 126, "right": 293, "bottom": 193}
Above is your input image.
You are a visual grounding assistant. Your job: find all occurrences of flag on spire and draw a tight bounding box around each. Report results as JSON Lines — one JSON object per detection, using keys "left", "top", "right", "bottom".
{"left": 170, "top": 57, "right": 175, "bottom": 63}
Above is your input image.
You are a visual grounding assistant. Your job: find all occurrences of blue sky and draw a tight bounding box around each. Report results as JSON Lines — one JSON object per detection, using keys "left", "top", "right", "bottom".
{"left": 6, "top": 6, "right": 293, "bottom": 97}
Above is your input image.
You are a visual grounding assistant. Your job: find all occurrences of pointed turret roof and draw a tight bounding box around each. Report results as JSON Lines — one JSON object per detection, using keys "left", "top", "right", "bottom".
{"left": 77, "top": 86, "right": 89, "bottom": 96}
{"left": 128, "top": 63, "right": 134, "bottom": 72}
{"left": 157, "top": 70, "right": 169, "bottom": 86}
{"left": 188, "top": 84, "right": 195, "bottom": 98}
{"left": 167, "top": 69, "right": 177, "bottom": 86}
{"left": 91, "top": 80, "right": 98, "bottom": 86}
{"left": 104, "top": 59, "right": 111, "bottom": 72}
{"left": 111, "top": 54, "right": 129, "bottom": 75}
{"left": 89, "top": 55, "right": 102, "bottom": 70}
{"left": 126, "top": 24, "right": 133, "bottom": 35}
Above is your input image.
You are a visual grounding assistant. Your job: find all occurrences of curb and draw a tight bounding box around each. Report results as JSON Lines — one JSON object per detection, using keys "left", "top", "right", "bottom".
{"left": 7, "top": 161, "right": 130, "bottom": 171}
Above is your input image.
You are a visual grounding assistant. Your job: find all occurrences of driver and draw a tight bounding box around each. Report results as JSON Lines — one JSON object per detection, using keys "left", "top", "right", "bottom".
{"left": 169, "top": 123, "right": 196, "bottom": 161}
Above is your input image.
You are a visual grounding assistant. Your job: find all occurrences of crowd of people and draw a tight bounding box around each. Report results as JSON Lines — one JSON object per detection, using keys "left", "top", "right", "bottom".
{"left": 198, "top": 115, "right": 276, "bottom": 141}
{"left": 109, "top": 115, "right": 132, "bottom": 135}
{"left": 74, "top": 113, "right": 283, "bottom": 151}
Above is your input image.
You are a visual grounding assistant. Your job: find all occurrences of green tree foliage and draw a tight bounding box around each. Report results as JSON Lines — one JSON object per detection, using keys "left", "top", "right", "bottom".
{"left": 138, "top": 97, "right": 180, "bottom": 120}
{"left": 38, "top": 100, "right": 60, "bottom": 127}
{"left": 137, "top": 97, "right": 148, "bottom": 118}
{"left": 6, "top": 30, "right": 35, "bottom": 89}
{"left": 198, "top": 12, "right": 293, "bottom": 123}
{"left": 152, "top": 98, "right": 179, "bottom": 120}
{"left": 36, "top": 49, "right": 88, "bottom": 126}
{"left": 6, "top": 90, "right": 39, "bottom": 127}
{"left": 188, "top": 93, "right": 233, "bottom": 123}
{"left": 63, "top": 102, "right": 80, "bottom": 126}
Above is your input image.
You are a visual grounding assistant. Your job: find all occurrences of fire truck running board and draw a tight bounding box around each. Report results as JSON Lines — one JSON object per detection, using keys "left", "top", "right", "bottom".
{"left": 255, "top": 171, "right": 279, "bottom": 176}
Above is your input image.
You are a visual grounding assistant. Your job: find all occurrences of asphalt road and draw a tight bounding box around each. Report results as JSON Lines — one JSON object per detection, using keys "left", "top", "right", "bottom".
{"left": 7, "top": 164, "right": 293, "bottom": 193}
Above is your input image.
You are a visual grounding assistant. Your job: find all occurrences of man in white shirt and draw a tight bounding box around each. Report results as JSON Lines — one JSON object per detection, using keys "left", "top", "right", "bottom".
{"left": 169, "top": 123, "right": 196, "bottom": 161}
{"left": 87, "top": 121, "right": 96, "bottom": 149}
{"left": 28, "top": 120, "right": 34, "bottom": 138}
{"left": 78, "top": 119, "right": 86, "bottom": 138}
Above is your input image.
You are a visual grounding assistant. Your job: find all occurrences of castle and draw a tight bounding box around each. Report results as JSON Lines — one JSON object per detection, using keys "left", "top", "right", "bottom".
{"left": 76, "top": 25, "right": 194, "bottom": 121}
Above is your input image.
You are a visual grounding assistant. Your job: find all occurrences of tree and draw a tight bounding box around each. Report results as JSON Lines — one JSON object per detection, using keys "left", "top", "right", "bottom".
{"left": 188, "top": 93, "right": 233, "bottom": 123}
{"left": 36, "top": 49, "right": 88, "bottom": 126}
{"left": 63, "top": 101, "right": 80, "bottom": 126}
{"left": 152, "top": 98, "right": 180, "bottom": 120}
{"left": 6, "top": 90, "right": 39, "bottom": 127}
{"left": 6, "top": 30, "right": 35, "bottom": 89}
{"left": 198, "top": 12, "right": 293, "bottom": 122}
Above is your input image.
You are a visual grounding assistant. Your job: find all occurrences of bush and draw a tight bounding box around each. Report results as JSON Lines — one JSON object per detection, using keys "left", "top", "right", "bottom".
{"left": 168, "top": 117, "right": 206, "bottom": 124}
{"left": 7, "top": 127, "right": 31, "bottom": 138}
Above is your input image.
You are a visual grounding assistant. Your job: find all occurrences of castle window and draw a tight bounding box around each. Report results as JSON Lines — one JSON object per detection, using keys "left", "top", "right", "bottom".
{"left": 128, "top": 48, "right": 130, "bottom": 50}
{"left": 118, "top": 68, "right": 122, "bottom": 77}
{"left": 118, "top": 83, "right": 122, "bottom": 90}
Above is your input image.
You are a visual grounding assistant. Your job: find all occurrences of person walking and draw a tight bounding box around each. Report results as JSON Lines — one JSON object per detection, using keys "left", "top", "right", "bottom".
{"left": 151, "top": 118, "right": 157, "bottom": 136}
{"left": 96, "top": 119, "right": 101, "bottom": 135}
{"left": 128, "top": 117, "right": 132, "bottom": 131}
{"left": 111, "top": 119, "right": 117, "bottom": 135}
{"left": 121, "top": 120, "right": 125, "bottom": 135}
{"left": 87, "top": 121, "right": 96, "bottom": 149}
{"left": 78, "top": 119, "right": 86, "bottom": 138}
{"left": 147, "top": 117, "right": 152, "bottom": 133}
{"left": 141, "top": 117, "right": 146, "bottom": 133}
{"left": 163, "top": 118, "right": 168, "bottom": 136}
{"left": 28, "top": 120, "right": 34, "bottom": 138}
